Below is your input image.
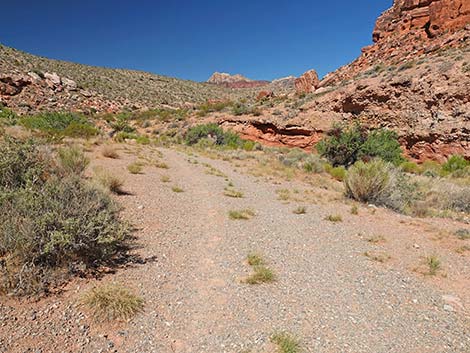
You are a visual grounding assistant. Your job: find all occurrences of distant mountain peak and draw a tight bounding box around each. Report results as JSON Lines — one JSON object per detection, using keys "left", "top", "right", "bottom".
{"left": 207, "top": 72, "right": 253, "bottom": 84}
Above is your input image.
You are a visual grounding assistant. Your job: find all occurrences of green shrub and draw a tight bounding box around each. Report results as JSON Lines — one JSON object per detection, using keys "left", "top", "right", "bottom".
{"left": 19, "top": 112, "right": 98, "bottom": 138}
{"left": 0, "top": 138, "right": 128, "bottom": 295}
{"left": 420, "top": 160, "right": 443, "bottom": 177}
{"left": 0, "top": 105, "right": 18, "bottom": 126}
{"left": 197, "top": 101, "right": 232, "bottom": 117}
{"left": 232, "top": 103, "right": 250, "bottom": 116}
{"left": 185, "top": 123, "right": 225, "bottom": 145}
{"left": 359, "top": 129, "right": 404, "bottom": 165}
{"left": 325, "top": 164, "right": 347, "bottom": 181}
{"left": 185, "top": 123, "right": 241, "bottom": 147}
{"left": 442, "top": 155, "right": 469, "bottom": 173}
{"left": 242, "top": 140, "right": 257, "bottom": 151}
{"left": 317, "top": 124, "right": 403, "bottom": 166}
{"left": 57, "top": 146, "right": 89, "bottom": 175}
{"left": 110, "top": 114, "right": 136, "bottom": 133}
{"left": 400, "top": 161, "right": 420, "bottom": 174}
{"left": 316, "top": 124, "right": 366, "bottom": 166}
{"left": 113, "top": 131, "right": 139, "bottom": 142}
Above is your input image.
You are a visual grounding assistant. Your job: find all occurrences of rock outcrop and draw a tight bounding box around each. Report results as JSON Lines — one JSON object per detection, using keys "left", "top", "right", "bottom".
{"left": 373, "top": 0, "right": 470, "bottom": 42}
{"left": 321, "top": 0, "right": 470, "bottom": 86}
{"left": 294, "top": 69, "right": 320, "bottom": 94}
{"left": 0, "top": 71, "right": 126, "bottom": 114}
{"left": 207, "top": 72, "right": 270, "bottom": 89}
{"left": 273, "top": 0, "right": 470, "bottom": 162}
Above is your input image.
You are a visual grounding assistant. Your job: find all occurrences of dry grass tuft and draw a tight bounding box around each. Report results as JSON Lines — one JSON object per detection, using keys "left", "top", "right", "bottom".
{"left": 293, "top": 206, "right": 307, "bottom": 214}
{"left": 325, "top": 214, "right": 342, "bottom": 222}
{"left": 229, "top": 209, "right": 255, "bottom": 220}
{"left": 224, "top": 188, "right": 243, "bottom": 198}
{"left": 364, "top": 251, "right": 391, "bottom": 263}
{"left": 271, "top": 332, "right": 301, "bottom": 353}
{"left": 81, "top": 284, "right": 144, "bottom": 321}
{"left": 425, "top": 255, "right": 441, "bottom": 276}
{"left": 245, "top": 253, "right": 275, "bottom": 284}
{"left": 127, "top": 162, "right": 143, "bottom": 174}
{"left": 102, "top": 145, "right": 119, "bottom": 159}
{"left": 95, "top": 171, "right": 125, "bottom": 194}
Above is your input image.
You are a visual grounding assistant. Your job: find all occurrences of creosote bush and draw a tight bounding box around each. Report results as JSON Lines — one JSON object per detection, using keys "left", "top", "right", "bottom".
{"left": 0, "top": 137, "right": 129, "bottom": 295}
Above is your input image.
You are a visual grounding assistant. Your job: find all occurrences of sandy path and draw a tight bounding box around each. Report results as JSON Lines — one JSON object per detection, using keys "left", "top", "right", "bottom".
{"left": 1, "top": 145, "right": 469, "bottom": 353}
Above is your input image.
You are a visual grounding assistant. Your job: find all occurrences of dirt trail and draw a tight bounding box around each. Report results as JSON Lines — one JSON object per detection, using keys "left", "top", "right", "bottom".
{"left": 1, "top": 145, "right": 469, "bottom": 353}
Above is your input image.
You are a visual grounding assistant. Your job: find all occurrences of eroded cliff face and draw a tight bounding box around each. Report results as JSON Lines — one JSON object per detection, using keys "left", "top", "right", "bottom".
{"left": 260, "top": 0, "right": 470, "bottom": 162}
{"left": 373, "top": 0, "right": 470, "bottom": 42}
{"left": 321, "top": 0, "right": 470, "bottom": 86}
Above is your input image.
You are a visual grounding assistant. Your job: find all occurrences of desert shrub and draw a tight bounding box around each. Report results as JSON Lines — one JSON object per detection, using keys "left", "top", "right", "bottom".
{"left": 0, "top": 137, "right": 52, "bottom": 191}
{"left": 344, "top": 159, "right": 415, "bottom": 211}
{"left": 400, "top": 161, "right": 420, "bottom": 174}
{"left": 127, "top": 162, "right": 143, "bottom": 174}
{"left": 324, "top": 164, "right": 347, "bottom": 181}
{"left": 279, "top": 149, "right": 323, "bottom": 173}
{"left": 345, "top": 160, "right": 392, "bottom": 202}
{"left": 0, "top": 138, "right": 128, "bottom": 295}
{"left": 102, "top": 145, "right": 119, "bottom": 159}
{"left": 358, "top": 129, "right": 404, "bottom": 165}
{"left": 445, "top": 186, "right": 470, "bottom": 213}
{"left": 110, "top": 114, "right": 136, "bottom": 133}
{"left": 232, "top": 103, "right": 250, "bottom": 116}
{"left": 185, "top": 123, "right": 225, "bottom": 145}
{"left": 57, "top": 146, "right": 89, "bottom": 175}
{"left": 242, "top": 140, "right": 257, "bottom": 151}
{"left": 19, "top": 112, "right": 98, "bottom": 138}
{"left": 197, "top": 101, "right": 232, "bottom": 117}
{"left": 95, "top": 171, "right": 125, "bottom": 194}
{"left": 113, "top": 131, "right": 139, "bottom": 142}
{"left": 442, "top": 155, "right": 469, "bottom": 174}
{"left": 136, "top": 135, "right": 151, "bottom": 145}
{"left": 317, "top": 124, "right": 403, "bottom": 166}
{"left": 317, "top": 124, "right": 366, "bottom": 166}
{"left": 420, "top": 160, "right": 442, "bottom": 177}
{"left": 0, "top": 105, "right": 18, "bottom": 126}
{"left": 185, "top": 123, "right": 241, "bottom": 147}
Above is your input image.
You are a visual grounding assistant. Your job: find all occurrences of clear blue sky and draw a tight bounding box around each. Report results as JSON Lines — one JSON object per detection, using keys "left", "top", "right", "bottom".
{"left": 1, "top": 0, "right": 391, "bottom": 82}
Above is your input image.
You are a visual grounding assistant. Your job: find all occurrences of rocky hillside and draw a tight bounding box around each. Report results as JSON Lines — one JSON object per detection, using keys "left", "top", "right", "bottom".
{"left": 0, "top": 45, "right": 250, "bottom": 114}
{"left": 225, "top": 0, "right": 470, "bottom": 162}
{"left": 207, "top": 72, "right": 270, "bottom": 88}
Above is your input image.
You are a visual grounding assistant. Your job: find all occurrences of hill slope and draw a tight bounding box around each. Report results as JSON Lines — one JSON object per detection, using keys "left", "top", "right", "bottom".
{"left": 0, "top": 44, "right": 242, "bottom": 114}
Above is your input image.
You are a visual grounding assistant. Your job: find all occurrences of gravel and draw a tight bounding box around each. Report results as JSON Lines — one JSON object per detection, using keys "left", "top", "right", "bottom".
{"left": 1, "top": 145, "right": 468, "bottom": 353}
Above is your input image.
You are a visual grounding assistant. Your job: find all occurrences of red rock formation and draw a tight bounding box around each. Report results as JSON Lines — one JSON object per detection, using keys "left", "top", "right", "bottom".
{"left": 294, "top": 69, "right": 319, "bottom": 94}
{"left": 256, "top": 90, "right": 274, "bottom": 101}
{"left": 321, "top": 0, "right": 470, "bottom": 86}
{"left": 220, "top": 119, "right": 323, "bottom": 149}
{"left": 373, "top": 0, "right": 470, "bottom": 42}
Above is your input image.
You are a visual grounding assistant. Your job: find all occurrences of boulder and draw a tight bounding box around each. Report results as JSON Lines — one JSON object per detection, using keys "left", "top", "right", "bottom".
{"left": 295, "top": 69, "right": 319, "bottom": 94}
{"left": 62, "top": 77, "right": 78, "bottom": 91}
{"left": 44, "top": 72, "right": 61, "bottom": 88}
{"left": 256, "top": 90, "right": 274, "bottom": 101}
